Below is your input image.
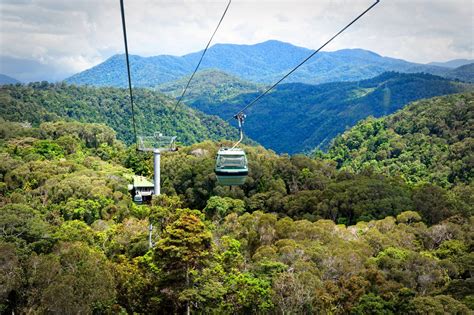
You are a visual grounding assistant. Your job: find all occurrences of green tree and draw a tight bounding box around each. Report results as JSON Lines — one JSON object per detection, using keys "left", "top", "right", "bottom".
{"left": 0, "top": 204, "right": 52, "bottom": 251}
{"left": 410, "top": 295, "right": 471, "bottom": 315}
{"left": 351, "top": 293, "right": 394, "bottom": 315}
{"left": 204, "top": 196, "right": 245, "bottom": 221}
{"left": 0, "top": 242, "right": 22, "bottom": 313}
{"left": 23, "top": 242, "right": 116, "bottom": 314}
{"left": 153, "top": 209, "right": 212, "bottom": 314}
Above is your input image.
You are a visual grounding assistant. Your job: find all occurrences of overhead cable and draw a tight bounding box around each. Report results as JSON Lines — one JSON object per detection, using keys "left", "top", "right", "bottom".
{"left": 120, "top": 0, "right": 138, "bottom": 146}
{"left": 172, "top": 0, "right": 232, "bottom": 113}
{"left": 231, "top": 0, "right": 380, "bottom": 120}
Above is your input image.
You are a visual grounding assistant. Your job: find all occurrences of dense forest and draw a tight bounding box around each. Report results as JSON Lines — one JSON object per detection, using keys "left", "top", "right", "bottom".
{"left": 183, "top": 72, "right": 473, "bottom": 153}
{"left": 1, "top": 73, "right": 472, "bottom": 155}
{"left": 444, "top": 63, "right": 474, "bottom": 83}
{"left": 328, "top": 93, "right": 473, "bottom": 188}
{"left": 1, "top": 93, "right": 472, "bottom": 314}
{"left": 0, "top": 82, "right": 238, "bottom": 146}
{"left": 156, "top": 69, "right": 263, "bottom": 104}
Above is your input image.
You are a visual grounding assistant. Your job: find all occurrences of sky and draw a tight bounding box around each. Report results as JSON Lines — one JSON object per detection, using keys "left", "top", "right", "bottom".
{"left": 0, "top": 0, "right": 473, "bottom": 82}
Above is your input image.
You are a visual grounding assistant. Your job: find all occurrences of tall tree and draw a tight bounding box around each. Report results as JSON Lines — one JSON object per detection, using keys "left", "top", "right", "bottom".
{"left": 153, "top": 209, "right": 212, "bottom": 314}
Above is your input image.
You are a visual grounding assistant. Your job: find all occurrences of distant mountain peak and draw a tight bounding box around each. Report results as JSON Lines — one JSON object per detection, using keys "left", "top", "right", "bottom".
{"left": 335, "top": 48, "right": 381, "bottom": 57}
{"left": 66, "top": 40, "right": 471, "bottom": 88}
{"left": 0, "top": 73, "right": 21, "bottom": 85}
{"left": 428, "top": 59, "right": 474, "bottom": 69}
{"left": 256, "top": 39, "right": 299, "bottom": 47}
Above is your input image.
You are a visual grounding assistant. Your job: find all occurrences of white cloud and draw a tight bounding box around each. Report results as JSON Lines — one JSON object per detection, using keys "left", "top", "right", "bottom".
{"left": 0, "top": 0, "right": 472, "bottom": 82}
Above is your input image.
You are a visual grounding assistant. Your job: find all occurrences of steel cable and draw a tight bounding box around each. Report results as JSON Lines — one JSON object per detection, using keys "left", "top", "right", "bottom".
{"left": 230, "top": 0, "right": 380, "bottom": 120}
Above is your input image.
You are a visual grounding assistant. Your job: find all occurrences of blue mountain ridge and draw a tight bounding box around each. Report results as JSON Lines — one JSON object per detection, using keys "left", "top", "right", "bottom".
{"left": 66, "top": 40, "right": 459, "bottom": 87}
{"left": 0, "top": 73, "right": 21, "bottom": 85}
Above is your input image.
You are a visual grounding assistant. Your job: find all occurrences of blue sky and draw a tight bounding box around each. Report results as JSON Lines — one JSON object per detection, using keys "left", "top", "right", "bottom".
{"left": 0, "top": 0, "right": 472, "bottom": 82}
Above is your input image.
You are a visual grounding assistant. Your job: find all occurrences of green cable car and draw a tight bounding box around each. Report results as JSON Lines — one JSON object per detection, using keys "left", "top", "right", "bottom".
{"left": 215, "top": 147, "right": 248, "bottom": 185}
{"left": 215, "top": 113, "right": 248, "bottom": 186}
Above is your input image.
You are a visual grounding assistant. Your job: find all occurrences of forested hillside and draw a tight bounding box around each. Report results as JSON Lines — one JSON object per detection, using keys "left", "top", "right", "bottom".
{"left": 1, "top": 88, "right": 473, "bottom": 314}
{"left": 0, "top": 74, "right": 20, "bottom": 85}
{"left": 444, "top": 63, "right": 474, "bottom": 83}
{"left": 184, "top": 72, "right": 473, "bottom": 153}
{"left": 0, "top": 82, "right": 238, "bottom": 145}
{"left": 328, "top": 93, "right": 473, "bottom": 188}
{"left": 156, "top": 69, "right": 262, "bottom": 103}
{"left": 66, "top": 40, "right": 471, "bottom": 87}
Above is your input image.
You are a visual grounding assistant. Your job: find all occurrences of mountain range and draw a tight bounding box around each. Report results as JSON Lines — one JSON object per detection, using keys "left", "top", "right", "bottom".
{"left": 441, "top": 63, "right": 474, "bottom": 83}
{"left": 428, "top": 59, "right": 474, "bottom": 68}
{"left": 157, "top": 70, "right": 473, "bottom": 153}
{"left": 6, "top": 40, "right": 474, "bottom": 154}
{"left": 65, "top": 40, "right": 474, "bottom": 87}
{"left": 156, "top": 69, "right": 263, "bottom": 103}
{"left": 0, "top": 74, "right": 20, "bottom": 85}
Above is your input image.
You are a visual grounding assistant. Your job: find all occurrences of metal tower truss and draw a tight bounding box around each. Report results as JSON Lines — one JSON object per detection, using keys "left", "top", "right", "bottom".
{"left": 138, "top": 133, "right": 177, "bottom": 152}
{"left": 136, "top": 132, "right": 177, "bottom": 198}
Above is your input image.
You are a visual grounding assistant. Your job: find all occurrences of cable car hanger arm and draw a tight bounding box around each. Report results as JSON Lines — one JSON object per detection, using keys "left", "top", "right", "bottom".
{"left": 231, "top": 113, "right": 245, "bottom": 149}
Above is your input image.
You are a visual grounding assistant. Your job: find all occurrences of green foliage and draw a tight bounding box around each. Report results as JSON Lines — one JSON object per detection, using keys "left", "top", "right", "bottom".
{"left": 222, "top": 272, "right": 274, "bottom": 313}
{"left": 396, "top": 211, "right": 422, "bottom": 224}
{"left": 32, "top": 140, "right": 64, "bottom": 159}
{"left": 113, "top": 255, "right": 161, "bottom": 313}
{"left": 313, "top": 176, "right": 412, "bottom": 224}
{"left": 434, "top": 240, "right": 468, "bottom": 260}
{"left": 329, "top": 93, "right": 474, "bottom": 188}
{"left": 60, "top": 198, "right": 102, "bottom": 224}
{"left": 0, "top": 82, "right": 238, "bottom": 146}
{"left": 204, "top": 196, "right": 245, "bottom": 220}
{"left": 54, "top": 220, "right": 97, "bottom": 246}
{"left": 0, "top": 111, "right": 472, "bottom": 314}
{"left": 187, "top": 72, "right": 473, "bottom": 153}
{"left": 152, "top": 209, "right": 212, "bottom": 312}
{"left": 157, "top": 69, "right": 263, "bottom": 103}
{"left": 24, "top": 242, "right": 116, "bottom": 314}
{"left": 0, "top": 242, "right": 22, "bottom": 313}
{"left": 351, "top": 293, "right": 394, "bottom": 315}
{"left": 410, "top": 295, "right": 471, "bottom": 314}
{"left": 0, "top": 204, "right": 51, "bottom": 250}
{"left": 154, "top": 209, "right": 212, "bottom": 271}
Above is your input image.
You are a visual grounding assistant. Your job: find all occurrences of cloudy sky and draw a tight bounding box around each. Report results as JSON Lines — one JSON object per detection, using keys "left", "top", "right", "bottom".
{"left": 0, "top": 0, "right": 472, "bottom": 82}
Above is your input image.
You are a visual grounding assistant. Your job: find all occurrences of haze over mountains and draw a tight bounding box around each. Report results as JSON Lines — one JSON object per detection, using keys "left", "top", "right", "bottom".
{"left": 0, "top": 74, "right": 20, "bottom": 85}
{"left": 66, "top": 40, "right": 474, "bottom": 87}
{"left": 428, "top": 59, "right": 474, "bottom": 68}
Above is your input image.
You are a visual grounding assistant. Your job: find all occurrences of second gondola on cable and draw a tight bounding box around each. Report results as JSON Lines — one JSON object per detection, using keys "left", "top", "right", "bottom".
{"left": 215, "top": 113, "right": 248, "bottom": 186}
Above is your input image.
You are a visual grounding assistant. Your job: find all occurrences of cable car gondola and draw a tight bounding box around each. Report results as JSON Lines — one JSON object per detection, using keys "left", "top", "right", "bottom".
{"left": 215, "top": 113, "right": 248, "bottom": 186}
{"left": 215, "top": 147, "right": 248, "bottom": 185}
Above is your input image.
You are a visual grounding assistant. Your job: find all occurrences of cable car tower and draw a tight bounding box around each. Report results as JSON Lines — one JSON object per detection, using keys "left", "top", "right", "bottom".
{"left": 137, "top": 133, "right": 177, "bottom": 197}
{"left": 135, "top": 133, "right": 177, "bottom": 249}
{"left": 120, "top": 0, "right": 232, "bottom": 248}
